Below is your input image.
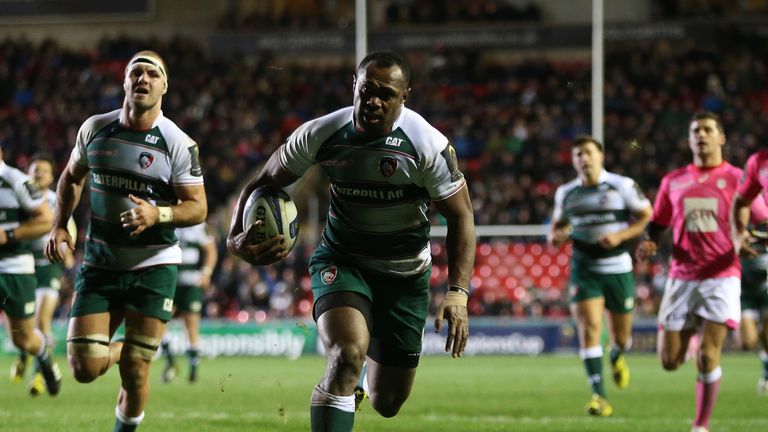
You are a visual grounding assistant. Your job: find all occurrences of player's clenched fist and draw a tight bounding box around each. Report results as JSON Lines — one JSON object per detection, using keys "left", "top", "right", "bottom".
{"left": 45, "top": 226, "right": 74, "bottom": 264}
{"left": 227, "top": 220, "right": 286, "bottom": 266}
{"left": 635, "top": 239, "right": 657, "bottom": 261}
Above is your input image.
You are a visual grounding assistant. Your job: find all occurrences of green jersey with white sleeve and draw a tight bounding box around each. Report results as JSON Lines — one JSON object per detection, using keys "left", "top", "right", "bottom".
{"left": 70, "top": 109, "right": 204, "bottom": 270}
{"left": 279, "top": 106, "right": 465, "bottom": 277}
{"left": 552, "top": 170, "right": 650, "bottom": 274}
{"left": 0, "top": 162, "right": 46, "bottom": 274}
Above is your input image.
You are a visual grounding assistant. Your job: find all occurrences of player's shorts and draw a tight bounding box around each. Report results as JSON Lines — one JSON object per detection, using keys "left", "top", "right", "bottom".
{"left": 174, "top": 284, "right": 203, "bottom": 313}
{"left": 658, "top": 276, "right": 741, "bottom": 331}
{"left": 0, "top": 273, "right": 36, "bottom": 319}
{"left": 309, "top": 242, "right": 430, "bottom": 367}
{"left": 740, "top": 268, "right": 768, "bottom": 320}
{"left": 35, "top": 263, "right": 63, "bottom": 291}
{"left": 568, "top": 266, "right": 635, "bottom": 313}
{"left": 71, "top": 265, "right": 178, "bottom": 322}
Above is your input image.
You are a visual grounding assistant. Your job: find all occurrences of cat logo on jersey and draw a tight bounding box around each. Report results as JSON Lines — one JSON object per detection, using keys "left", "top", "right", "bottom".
{"left": 139, "top": 152, "right": 155, "bottom": 169}
{"left": 380, "top": 157, "right": 398, "bottom": 178}
{"left": 321, "top": 265, "right": 338, "bottom": 285}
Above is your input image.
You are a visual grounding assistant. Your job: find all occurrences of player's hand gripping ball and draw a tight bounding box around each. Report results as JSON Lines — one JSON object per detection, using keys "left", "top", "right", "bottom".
{"left": 242, "top": 186, "right": 300, "bottom": 255}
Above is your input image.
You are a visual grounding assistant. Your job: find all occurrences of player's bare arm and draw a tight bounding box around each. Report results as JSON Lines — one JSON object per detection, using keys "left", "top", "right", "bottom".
{"left": 227, "top": 151, "right": 299, "bottom": 265}
{"left": 432, "top": 184, "right": 475, "bottom": 358}
{"left": 46, "top": 158, "right": 88, "bottom": 263}
{"left": 732, "top": 193, "right": 758, "bottom": 257}
{"left": 598, "top": 205, "right": 653, "bottom": 249}
{"left": 0, "top": 201, "right": 52, "bottom": 246}
{"left": 120, "top": 184, "right": 206, "bottom": 237}
{"left": 548, "top": 221, "right": 571, "bottom": 247}
{"left": 199, "top": 234, "right": 218, "bottom": 291}
{"left": 635, "top": 221, "right": 667, "bottom": 261}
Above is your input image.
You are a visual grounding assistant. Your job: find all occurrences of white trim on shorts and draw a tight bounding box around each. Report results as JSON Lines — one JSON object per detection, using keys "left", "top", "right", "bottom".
{"left": 658, "top": 276, "right": 741, "bottom": 332}
{"left": 743, "top": 308, "right": 768, "bottom": 322}
{"left": 35, "top": 288, "right": 60, "bottom": 302}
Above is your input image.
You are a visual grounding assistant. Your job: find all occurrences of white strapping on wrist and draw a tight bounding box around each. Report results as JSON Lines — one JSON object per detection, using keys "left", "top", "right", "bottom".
{"left": 448, "top": 285, "right": 470, "bottom": 296}
{"left": 158, "top": 206, "right": 173, "bottom": 224}
{"left": 441, "top": 291, "right": 468, "bottom": 308}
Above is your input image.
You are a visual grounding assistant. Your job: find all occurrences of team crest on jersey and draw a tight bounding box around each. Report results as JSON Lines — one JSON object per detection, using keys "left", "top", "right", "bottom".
{"left": 321, "top": 265, "right": 338, "bottom": 285}
{"left": 716, "top": 179, "right": 726, "bottom": 189}
{"left": 380, "top": 157, "right": 398, "bottom": 178}
{"left": 139, "top": 152, "right": 155, "bottom": 169}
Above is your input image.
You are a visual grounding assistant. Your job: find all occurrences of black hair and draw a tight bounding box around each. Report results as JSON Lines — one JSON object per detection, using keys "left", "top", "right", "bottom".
{"left": 573, "top": 135, "right": 603, "bottom": 152}
{"left": 357, "top": 51, "right": 411, "bottom": 88}
{"left": 30, "top": 152, "right": 55, "bottom": 168}
{"left": 690, "top": 110, "right": 724, "bottom": 133}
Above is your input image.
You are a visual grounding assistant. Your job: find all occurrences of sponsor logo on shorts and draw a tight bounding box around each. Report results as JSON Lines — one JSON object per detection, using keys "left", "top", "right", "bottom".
{"left": 624, "top": 297, "right": 634, "bottom": 310}
{"left": 24, "top": 301, "right": 35, "bottom": 315}
{"left": 163, "top": 298, "right": 174, "bottom": 312}
{"left": 139, "top": 152, "right": 155, "bottom": 169}
{"left": 190, "top": 301, "right": 202, "bottom": 313}
{"left": 321, "top": 266, "right": 337, "bottom": 285}
{"left": 665, "top": 311, "right": 686, "bottom": 322}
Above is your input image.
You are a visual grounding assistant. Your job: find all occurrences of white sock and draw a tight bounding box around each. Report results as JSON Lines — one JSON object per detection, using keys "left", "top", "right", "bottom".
{"left": 311, "top": 385, "right": 355, "bottom": 412}
{"left": 33, "top": 329, "right": 47, "bottom": 356}
{"left": 698, "top": 366, "right": 722, "bottom": 383}
{"left": 115, "top": 406, "right": 145, "bottom": 425}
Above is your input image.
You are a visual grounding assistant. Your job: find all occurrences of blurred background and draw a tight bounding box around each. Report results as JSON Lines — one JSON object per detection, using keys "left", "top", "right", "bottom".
{"left": 2, "top": 0, "right": 768, "bottom": 356}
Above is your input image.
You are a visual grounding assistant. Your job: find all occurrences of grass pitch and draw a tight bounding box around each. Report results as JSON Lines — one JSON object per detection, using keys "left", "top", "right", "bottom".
{"left": 1, "top": 353, "right": 767, "bottom": 431}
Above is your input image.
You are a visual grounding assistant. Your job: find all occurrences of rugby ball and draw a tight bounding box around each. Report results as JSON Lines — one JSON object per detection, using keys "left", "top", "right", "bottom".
{"left": 242, "top": 186, "right": 300, "bottom": 255}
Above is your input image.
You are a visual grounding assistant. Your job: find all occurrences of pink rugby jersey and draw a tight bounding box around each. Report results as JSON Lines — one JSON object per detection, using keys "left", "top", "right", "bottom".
{"left": 750, "top": 188, "right": 768, "bottom": 223}
{"left": 738, "top": 150, "right": 768, "bottom": 209}
{"left": 652, "top": 162, "right": 741, "bottom": 280}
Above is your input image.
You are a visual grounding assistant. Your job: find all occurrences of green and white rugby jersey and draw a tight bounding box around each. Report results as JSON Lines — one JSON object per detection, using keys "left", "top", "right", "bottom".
{"left": 71, "top": 109, "right": 204, "bottom": 270}
{"left": 279, "top": 106, "right": 465, "bottom": 277}
{"left": 552, "top": 170, "right": 650, "bottom": 274}
{"left": 176, "top": 222, "right": 211, "bottom": 287}
{"left": 0, "top": 161, "right": 45, "bottom": 274}
{"left": 31, "top": 189, "right": 58, "bottom": 267}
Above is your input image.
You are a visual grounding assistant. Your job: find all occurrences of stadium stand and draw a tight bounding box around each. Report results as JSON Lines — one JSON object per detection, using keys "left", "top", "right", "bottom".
{"left": 2, "top": 17, "right": 768, "bottom": 320}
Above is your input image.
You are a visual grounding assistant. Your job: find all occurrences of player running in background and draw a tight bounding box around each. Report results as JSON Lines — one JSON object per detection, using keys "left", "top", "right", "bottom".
{"left": 45, "top": 50, "right": 207, "bottom": 432}
{"left": 549, "top": 136, "right": 652, "bottom": 417}
{"left": 1, "top": 145, "right": 61, "bottom": 396}
{"left": 732, "top": 146, "right": 768, "bottom": 396}
{"left": 159, "top": 222, "right": 217, "bottom": 384}
{"left": 228, "top": 51, "right": 476, "bottom": 432}
{"left": 637, "top": 111, "right": 741, "bottom": 432}
{"left": 11, "top": 154, "right": 76, "bottom": 395}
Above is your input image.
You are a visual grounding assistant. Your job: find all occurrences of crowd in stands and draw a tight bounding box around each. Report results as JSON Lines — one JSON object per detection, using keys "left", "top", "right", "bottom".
{"left": 217, "top": 0, "right": 542, "bottom": 31}
{"left": 1, "top": 28, "right": 767, "bottom": 321}
{"left": 381, "top": 0, "right": 542, "bottom": 25}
